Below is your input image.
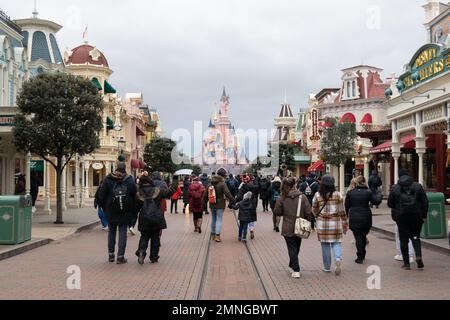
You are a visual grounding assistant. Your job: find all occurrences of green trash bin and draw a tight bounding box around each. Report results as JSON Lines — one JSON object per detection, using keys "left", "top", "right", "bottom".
{"left": 0, "top": 195, "right": 32, "bottom": 245}
{"left": 421, "top": 193, "right": 447, "bottom": 239}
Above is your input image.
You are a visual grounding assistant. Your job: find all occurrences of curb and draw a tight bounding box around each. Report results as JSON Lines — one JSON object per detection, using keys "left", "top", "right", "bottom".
{"left": 0, "top": 220, "right": 101, "bottom": 262}
{"left": 371, "top": 226, "right": 450, "bottom": 257}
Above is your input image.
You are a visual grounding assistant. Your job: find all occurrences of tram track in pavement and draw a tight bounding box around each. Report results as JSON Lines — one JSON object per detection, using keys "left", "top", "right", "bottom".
{"left": 195, "top": 208, "right": 270, "bottom": 300}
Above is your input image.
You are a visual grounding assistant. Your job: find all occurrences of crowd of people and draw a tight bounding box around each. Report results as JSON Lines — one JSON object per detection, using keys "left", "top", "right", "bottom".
{"left": 94, "top": 162, "right": 429, "bottom": 279}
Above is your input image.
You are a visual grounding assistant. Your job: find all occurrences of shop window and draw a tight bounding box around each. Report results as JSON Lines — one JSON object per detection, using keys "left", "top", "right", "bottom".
{"left": 93, "top": 170, "right": 101, "bottom": 187}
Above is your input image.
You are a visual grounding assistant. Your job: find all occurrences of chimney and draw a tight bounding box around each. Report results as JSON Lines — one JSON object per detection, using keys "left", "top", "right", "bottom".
{"left": 422, "top": 0, "right": 443, "bottom": 24}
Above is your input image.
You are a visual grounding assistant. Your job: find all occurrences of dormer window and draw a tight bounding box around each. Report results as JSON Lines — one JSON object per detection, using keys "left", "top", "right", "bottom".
{"left": 342, "top": 72, "right": 360, "bottom": 100}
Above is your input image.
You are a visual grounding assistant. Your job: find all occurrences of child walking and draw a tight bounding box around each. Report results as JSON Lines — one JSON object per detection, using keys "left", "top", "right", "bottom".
{"left": 234, "top": 191, "right": 255, "bottom": 242}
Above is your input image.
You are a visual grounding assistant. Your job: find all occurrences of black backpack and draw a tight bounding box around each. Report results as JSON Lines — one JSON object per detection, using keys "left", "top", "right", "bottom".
{"left": 111, "top": 177, "right": 130, "bottom": 215}
{"left": 399, "top": 185, "right": 418, "bottom": 216}
{"left": 140, "top": 196, "right": 165, "bottom": 228}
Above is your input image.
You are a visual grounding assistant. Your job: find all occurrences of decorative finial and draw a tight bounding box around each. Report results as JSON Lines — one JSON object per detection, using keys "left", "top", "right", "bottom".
{"left": 284, "top": 88, "right": 287, "bottom": 104}
{"left": 83, "top": 25, "right": 89, "bottom": 44}
{"left": 32, "top": 0, "right": 39, "bottom": 18}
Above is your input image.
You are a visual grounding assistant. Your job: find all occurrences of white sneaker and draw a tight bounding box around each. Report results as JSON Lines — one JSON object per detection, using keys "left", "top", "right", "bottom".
{"left": 32, "top": 207, "right": 37, "bottom": 213}
{"left": 102, "top": 226, "right": 109, "bottom": 232}
{"left": 409, "top": 256, "right": 415, "bottom": 264}
{"left": 334, "top": 261, "right": 342, "bottom": 276}
{"left": 394, "top": 255, "right": 403, "bottom": 261}
{"left": 129, "top": 227, "right": 136, "bottom": 236}
{"left": 291, "top": 272, "right": 301, "bottom": 278}
{"left": 322, "top": 268, "right": 332, "bottom": 273}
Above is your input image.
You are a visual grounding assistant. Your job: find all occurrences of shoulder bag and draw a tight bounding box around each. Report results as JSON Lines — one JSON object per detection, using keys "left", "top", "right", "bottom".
{"left": 294, "top": 195, "right": 312, "bottom": 239}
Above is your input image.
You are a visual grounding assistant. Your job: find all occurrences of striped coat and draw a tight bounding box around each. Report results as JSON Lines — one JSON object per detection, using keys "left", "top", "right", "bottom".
{"left": 312, "top": 191, "right": 348, "bottom": 243}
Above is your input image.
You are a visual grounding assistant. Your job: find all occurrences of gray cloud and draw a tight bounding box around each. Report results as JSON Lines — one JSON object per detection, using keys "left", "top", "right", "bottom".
{"left": 5, "top": 0, "right": 426, "bottom": 139}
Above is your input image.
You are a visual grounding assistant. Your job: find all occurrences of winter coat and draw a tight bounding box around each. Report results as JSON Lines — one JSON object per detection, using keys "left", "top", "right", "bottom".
{"left": 136, "top": 180, "right": 178, "bottom": 232}
{"left": 226, "top": 178, "right": 239, "bottom": 197}
{"left": 345, "top": 186, "right": 382, "bottom": 230}
{"left": 234, "top": 198, "right": 255, "bottom": 223}
{"left": 368, "top": 174, "right": 382, "bottom": 192}
{"left": 200, "top": 174, "right": 210, "bottom": 189}
{"left": 151, "top": 172, "right": 168, "bottom": 212}
{"left": 388, "top": 175, "right": 429, "bottom": 222}
{"left": 203, "top": 175, "right": 235, "bottom": 210}
{"left": 236, "top": 183, "right": 259, "bottom": 222}
{"left": 183, "top": 180, "right": 191, "bottom": 204}
{"left": 98, "top": 171, "right": 137, "bottom": 226}
{"left": 269, "top": 182, "right": 282, "bottom": 210}
{"left": 258, "top": 178, "right": 271, "bottom": 201}
{"left": 299, "top": 178, "right": 320, "bottom": 205}
{"left": 171, "top": 186, "right": 182, "bottom": 200}
{"left": 274, "top": 190, "right": 312, "bottom": 238}
{"left": 312, "top": 191, "right": 348, "bottom": 243}
{"left": 188, "top": 181, "right": 205, "bottom": 213}
{"left": 30, "top": 177, "right": 40, "bottom": 200}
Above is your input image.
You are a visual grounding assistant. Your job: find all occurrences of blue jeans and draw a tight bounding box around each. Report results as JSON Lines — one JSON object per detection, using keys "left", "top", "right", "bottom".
{"left": 248, "top": 222, "right": 256, "bottom": 230}
{"left": 98, "top": 207, "right": 108, "bottom": 228}
{"left": 239, "top": 221, "right": 249, "bottom": 240}
{"left": 210, "top": 208, "right": 224, "bottom": 235}
{"left": 321, "top": 242, "right": 343, "bottom": 271}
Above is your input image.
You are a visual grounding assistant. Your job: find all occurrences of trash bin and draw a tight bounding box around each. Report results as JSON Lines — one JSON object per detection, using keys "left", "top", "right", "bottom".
{"left": 421, "top": 193, "right": 447, "bottom": 239}
{"left": 0, "top": 195, "right": 32, "bottom": 245}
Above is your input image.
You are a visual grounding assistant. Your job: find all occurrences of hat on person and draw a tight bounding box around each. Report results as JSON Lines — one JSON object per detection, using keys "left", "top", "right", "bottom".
{"left": 273, "top": 176, "right": 282, "bottom": 183}
{"left": 309, "top": 173, "right": 317, "bottom": 179}
{"left": 399, "top": 169, "right": 409, "bottom": 178}
{"left": 116, "top": 162, "right": 127, "bottom": 174}
{"left": 243, "top": 175, "right": 252, "bottom": 184}
{"left": 217, "top": 168, "right": 227, "bottom": 178}
{"left": 321, "top": 175, "right": 335, "bottom": 188}
{"left": 244, "top": 191, "right": 253, "bottom": 200}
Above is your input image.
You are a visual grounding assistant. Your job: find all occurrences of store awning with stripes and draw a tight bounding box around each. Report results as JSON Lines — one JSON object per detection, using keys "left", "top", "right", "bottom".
{"left": 308, "top": 160, "right": 324, "bottom": 172}
{"left": 370, "top": 134, "right": 417, "bottom": 154}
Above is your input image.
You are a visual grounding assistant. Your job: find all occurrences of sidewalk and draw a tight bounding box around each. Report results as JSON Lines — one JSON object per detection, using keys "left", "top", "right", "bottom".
{"left": 0, "top": 199, "right": 99, "bottom": 261}
{"left": 371, "top": 203, "right": 450, "bottom": 255}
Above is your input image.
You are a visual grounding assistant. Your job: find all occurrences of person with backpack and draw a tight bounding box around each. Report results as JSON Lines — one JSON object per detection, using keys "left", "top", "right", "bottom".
{"left": 97, "top": 162, "right": 137, "bottom": 264}
{"left": 259, "top": 176, "right": 271, "bottom": 212}
{"left": 170, "top": 183, "right": 182, "bottom": 214}
{"left": 236, "top": 174, "right": 259, "bottom": 240}
{"left": 182, "top": 176, "right": 191, "bottom": 214}
{"left": 299, "top": 173, "right": 320, "bottom": 230}
{"left": 233, "top": 191, "right": 256, "bottom": 242}
{"left": 368, "top": 170, "right": 383, "bottom": 209}
{"left": 274, "top": 177, "right": 312, "bottom": 278}
{"left": 135, "top": 175, "right": 179, "bottom": 265}
{"left": 203, "top": 168, "right": 235, "bottom": 243}
{"left": 226, "top": 174, "right": 238, "bottom": 198}
{"left": 188, "top": 175, "right": 206, "bottom": 233}
{"left": 200, "top": 173, "right": 210, "bottom": 215}
{"left": 312, "top": 175, "right": 348, "bottom": 276}
{"left": 345, "top": 176, "right": 382, "bottom": 264}
{"left": 388, "top": 169, "right": 428, "bottom": 270}
{"left": 269, "top": 176, "right": 282, "bottom": 232}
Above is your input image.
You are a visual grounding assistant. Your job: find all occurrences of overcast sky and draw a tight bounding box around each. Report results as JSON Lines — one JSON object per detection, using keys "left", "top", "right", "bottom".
{"left": 4, "top": 0, "right": 427, "bottom": 141}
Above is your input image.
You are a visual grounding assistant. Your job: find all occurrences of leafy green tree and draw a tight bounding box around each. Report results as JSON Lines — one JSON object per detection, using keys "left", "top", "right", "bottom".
{"left": 144, "top": 137, "right": 178, "bottom": 173}
{"left": 13, "top": 72, "right": 104, "bottom": 224}
{"left": 319, "top": 117, "right": 358, "bottom": 166}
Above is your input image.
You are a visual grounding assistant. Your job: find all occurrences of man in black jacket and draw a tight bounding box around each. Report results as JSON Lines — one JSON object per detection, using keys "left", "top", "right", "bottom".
{"left": 299, "top": 173, "right": 320, "bottom": 229}
{"left": 98, "top": 162, "right": 137, "bottom": 264}
{"left": 388, "top": 169, "right": 428, "bottom": 270}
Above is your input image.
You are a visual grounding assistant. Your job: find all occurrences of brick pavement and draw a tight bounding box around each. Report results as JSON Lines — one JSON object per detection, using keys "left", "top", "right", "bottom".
{"left": 0, "top": 212, "right": 210, "bottom": 300}
{"left": 246, "top": 211, "right": 450, "bottom": 300}
{"left": 199, "top": 210, "right": 266, "bottom": 300}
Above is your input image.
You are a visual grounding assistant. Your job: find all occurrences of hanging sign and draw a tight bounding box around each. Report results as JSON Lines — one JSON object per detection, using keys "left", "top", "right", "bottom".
{"left": 92, "top": 163, "right": 104, "bottom": 170}
{"left": 310, "top": 108, "right": 320, "bottom": 141}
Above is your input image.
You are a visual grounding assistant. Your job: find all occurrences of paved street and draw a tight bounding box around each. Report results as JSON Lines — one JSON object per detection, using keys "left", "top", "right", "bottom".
{"left": 0, "top": 207, "right": 448, "bottom": 300}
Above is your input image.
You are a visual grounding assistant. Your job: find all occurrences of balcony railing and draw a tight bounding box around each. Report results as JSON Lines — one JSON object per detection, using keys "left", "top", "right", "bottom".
{"left": 360, "top": 124, "right": 391, "bottom": 133}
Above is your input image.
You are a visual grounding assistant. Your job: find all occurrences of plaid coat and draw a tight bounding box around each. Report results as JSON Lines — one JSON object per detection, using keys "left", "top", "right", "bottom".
{"left": 312, "top": 192, "right": 348, "bottom": 243}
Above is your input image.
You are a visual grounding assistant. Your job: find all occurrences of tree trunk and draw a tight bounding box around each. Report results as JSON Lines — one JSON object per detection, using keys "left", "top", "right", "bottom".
{"left": 55, "top": 157, "right": 64, "bottom": 224}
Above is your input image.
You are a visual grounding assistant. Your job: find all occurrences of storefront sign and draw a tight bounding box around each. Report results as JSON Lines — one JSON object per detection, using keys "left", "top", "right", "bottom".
{"left": 0, "top": 115, "right": 15, "bottom": 126}
{"left": 401, "top": 44, "right": 449, "bottom": 90}
{"left": 30, "top": 160, "right": 44, "bottom": 172}
{"left": 92, "top": 162, "right": 104, "bottom": 170}
{"left": 310, "top": 108, "right": 320, "bottom": 141}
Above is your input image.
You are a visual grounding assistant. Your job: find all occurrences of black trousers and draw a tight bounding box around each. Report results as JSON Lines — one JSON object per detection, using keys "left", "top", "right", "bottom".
{"left": 262, "top": 199, "right": 269, "bottom": 211}
{"left": 397, "top": 217, "right": 423, "bottom": 264}
{"left": 136, "top": 229, "right": 161, "bottom": 260}
{"left": 171, "top": 199, "right": 178, "bottom": 213}
{"left": 108, "top": 223, "right": 128, "bottom": 257}
{"left": 352, "top": 228, "right": 370, "bottom": 260}
{"left": 284, "top": 236, "right": 302, "bottom": 272}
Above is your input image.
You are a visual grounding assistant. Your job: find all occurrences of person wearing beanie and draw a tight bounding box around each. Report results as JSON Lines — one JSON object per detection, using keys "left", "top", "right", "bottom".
{"left": 203, "top": 168, "right": 236, "bottom": 242}
{"left": 388, "top": 169, "right": 428, "bottom": 270}
{"left": 97, "top": 161, "right": 137, "bottom": 264}
{"left": 236, "top": 174, "right": 259, "bottom": 240}
{"left": 233, "top": 191, "right": 256, "bottom": 242}
{"left": 269, "top": 176, "right": 283, "bottom": 232}
{"left": 312, "top": 175, "right": 348, "bottom": 275}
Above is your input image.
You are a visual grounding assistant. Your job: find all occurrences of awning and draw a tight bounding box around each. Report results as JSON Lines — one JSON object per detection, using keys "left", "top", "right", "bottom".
{"left": 360, "top": 113, "right": 373, "bottom": 124}
{"left": 136, "top": 126, "right": 146, "bottom": 136}
{"left": 139, "top": 160, "right": 146, "bottom": 169}
{"left": 308, "top": 160, "right": 324, "bottom": 172}
{"left": 175, "top": 169, "right": 193, "bottom": 176}
{"left": 92, "top": 77, "right": 102, "bottom": 91}
{"left": 319, "top": 121, "right": 333, "bottom": 128}
{"left": 339, "top": 113, "right": 356, "bottom": 124}
{"left": 106, "top": 117, "right": 114, "bottom": 130}
{"left": 355, "top": 164, "right": 364, "bottom": 170}
{"left": 104, "top": 80, "right": 117, "bottom": 94}
{"left": 131, "top": 159, "right": 141, "bottom": 169}
{"left": 370, "top": 134, "right": 417, "bottom": 154}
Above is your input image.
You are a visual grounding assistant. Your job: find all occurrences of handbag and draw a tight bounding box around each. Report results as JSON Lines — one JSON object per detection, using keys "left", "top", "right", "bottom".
{"left": 294, "top": 195, "right": 312, "bottom": 239}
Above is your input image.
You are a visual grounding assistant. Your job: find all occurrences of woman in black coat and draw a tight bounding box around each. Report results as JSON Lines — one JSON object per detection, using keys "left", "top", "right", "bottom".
{"left": 182, "top": 176, "right": 191, "bottom": 213}
{"left": 258, "top": 177, "right": 271, "bottom": 212}
{"left": 345, "top": 176, "right": 382, "bottom": 264}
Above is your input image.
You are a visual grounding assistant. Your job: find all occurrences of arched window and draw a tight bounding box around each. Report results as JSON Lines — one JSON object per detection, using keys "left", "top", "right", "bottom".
{"left": 31, "top": 31, "right": 51, "bottom": 63}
